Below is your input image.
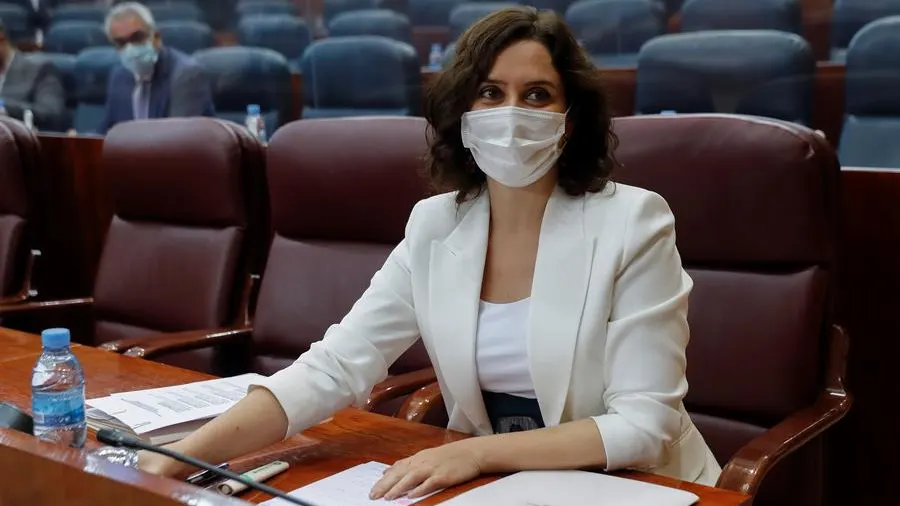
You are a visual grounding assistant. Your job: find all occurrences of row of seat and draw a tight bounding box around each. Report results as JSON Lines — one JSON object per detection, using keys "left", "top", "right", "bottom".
{"left": 0, "top": 112, "right": 845, "bottom": 506}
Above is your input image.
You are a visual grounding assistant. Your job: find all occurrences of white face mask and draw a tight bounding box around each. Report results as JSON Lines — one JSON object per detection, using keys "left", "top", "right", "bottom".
{"left": 461, "top": 106, "right": 567, "bottom": 188}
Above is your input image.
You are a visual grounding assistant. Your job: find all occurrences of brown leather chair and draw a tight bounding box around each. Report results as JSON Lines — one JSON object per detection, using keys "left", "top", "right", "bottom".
{"left": 118, "top": 116, "right": 437, "bottom": 417}
{"left": 0, "top": 117, "right": 42, "bottom": 306}
{"left": 0, "top": 118, "right": 267, "bottom": 374}
{"left": 399, "top": 114, "right": 849, "bottom": 505}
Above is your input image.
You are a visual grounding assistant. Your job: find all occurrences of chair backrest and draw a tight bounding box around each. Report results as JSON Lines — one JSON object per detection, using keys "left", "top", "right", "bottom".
{"left": 613, "top": 113, "right": 838, "bottom": 506}
{"left": 193, "top": 46, "right": 292, "bottom": 131}
{"left": 323, "top": 0, "right": 378, "bottom": 23}
{"left": 31, "top": 52, "right": 76, "bottom": 131}
{"left": 328, "top": 9, "right": 413, "bottom": 43}
{"left": 300, "top": 36, "right": 421, "bottom": 118}
{"left": 831, "top": 0, "right": 900, "bottom": 51}
{"left": 237, "top": 14, "right": 311, "bottom": 63}
{"left": 410, "top": 0, "right": 461, "bottom": 25}
{"left": 157, "top": 20, "right": 214, "bottom": 54}
{"left": 253, "top": 116, "right": 431, "bottom": 376}
{"left": 50, "top": 3, "right": 106, "bottom": 24}
{"left": 636, "top": 30, "right": 815, "bottom": 125}
{"left": 93, "top": 118, "right": 267, "bottom": 357}
{"left": 565, "top": 0, "right": 665, "bottom": 58}
{"left": 839, "top": 16, "right": 900, "bottom": 168}
{"left": 148, "top": 2, "right": 204, "bottom": 23}
{"left": 44, "top": 21, "right": 109, "bottom": 54}
{"left": 527, "top": 0, "right": 573, "bottom": 11}
{"left": 680, "top": 0, "right": 802, "bottom": 33}
{"left": 0, "top": 3, "right": 32, "bottom": 42}
{"left": 0, "top": 116, "right": 39, "bottom": 298}
{"left": 236, "top": 0, "right": 295, "bottom": 18}
{"left": 73, "top": 47, "right": 120, "bottom": 133}
{"left": 449, "top": 2, "right": 519, "bottom": 39}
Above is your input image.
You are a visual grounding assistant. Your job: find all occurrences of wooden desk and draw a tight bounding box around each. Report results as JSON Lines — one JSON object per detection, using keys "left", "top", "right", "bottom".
{"left": 0, "top": 328, "right": 750, "bottom": 505}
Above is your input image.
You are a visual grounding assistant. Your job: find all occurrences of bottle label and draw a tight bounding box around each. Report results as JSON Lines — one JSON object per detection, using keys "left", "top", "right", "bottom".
{"left": 32, "top": 387, "right": 86, "bottom": 426}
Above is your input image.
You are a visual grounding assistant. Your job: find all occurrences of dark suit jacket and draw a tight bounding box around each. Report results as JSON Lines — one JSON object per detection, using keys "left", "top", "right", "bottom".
{"left": 1, "top": 52, "right": 66, "bottom": 130}
{"left": 98, "top": 46, "right": 215, "bottom": 134}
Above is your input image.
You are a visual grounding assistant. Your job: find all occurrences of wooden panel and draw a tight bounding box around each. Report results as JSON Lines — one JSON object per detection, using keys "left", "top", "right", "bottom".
{"left": 0, "top": 329, "right": 750, "bottom": 506}
{"left": 831, "top": 168, "right": 900, "bottom": 506}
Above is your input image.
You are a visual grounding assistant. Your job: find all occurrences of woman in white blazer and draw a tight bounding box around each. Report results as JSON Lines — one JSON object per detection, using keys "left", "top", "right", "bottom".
{"left": 141, "top": 6, "right": 721, "bottom": 498}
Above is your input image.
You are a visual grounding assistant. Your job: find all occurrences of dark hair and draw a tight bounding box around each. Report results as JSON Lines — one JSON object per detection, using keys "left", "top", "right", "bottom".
{"left": 423, "top": 6, "right": 618, "bottom": 203}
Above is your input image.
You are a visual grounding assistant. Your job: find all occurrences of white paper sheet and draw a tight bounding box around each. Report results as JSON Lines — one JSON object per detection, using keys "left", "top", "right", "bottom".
{"left": 260, "top": 462, "right": 439, "bottom": 506}
{"left": 86, "top": 373, "right": 264, "bottom": 434}
{"left": 439, "top": 470, "right": 699, "bottom": 506}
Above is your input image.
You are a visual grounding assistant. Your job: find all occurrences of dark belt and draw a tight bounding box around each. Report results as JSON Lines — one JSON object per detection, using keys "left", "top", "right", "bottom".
{"left": 482, "top": 390, "right": 546, "bottom": 434}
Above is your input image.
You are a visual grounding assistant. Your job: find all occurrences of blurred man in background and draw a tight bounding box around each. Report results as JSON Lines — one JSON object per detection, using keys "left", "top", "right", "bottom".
{"left": 99, "top": 2, "right": 214, "bottom": 134}
{"left": 0, "top": 18, "right": 65, "bottom": 129}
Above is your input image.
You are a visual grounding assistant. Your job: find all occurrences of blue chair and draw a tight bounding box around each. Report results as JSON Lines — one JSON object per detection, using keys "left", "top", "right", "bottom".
{"left": 328, "top": 9, "right": 412, "bottom": 43}
{"left": 149, "top": 2, "right": 204, "bottom": 23}
{"left": 636, "top": 30, "right": 815, "bottom": 125}
{"left": 44, "top": 21, "right": 109, "bottom": 54}
{"left": 74, "top": 47, "right": 120, "bottom": 134}
{"left": 831, "top": 0, "right": 900, "bottom": 61}
{"left": 526, "top": 0, "right": 573, "bottom": 11}
{"left": 33, "top": 52, "right": 76, "bottom": 131}
{"left": 193, "top": 46, "right": 292, "bottom": 131}
{"left": 236, "top": 0, "right": 295, "bottom": 18}
{"left": 50, "top": 4, "right": 106, "bottom": 25}
{"left": 0, "top": 3, "right": 33, "bottom": 43}
{"left": 839, "top": 16, "right": 900, "bottom": 167}
{"left": 565, "top": 0, "right": 665, "bottom": 68}
{"left": 324, "top": 0, "right": 378, "bottom": 24}
{"left": 409, "top": 0, "right": 460, "bottom": 25}
{"left": 237, "top": 15, "right": 311, "bottom": 67}
{"left": 680, "top": 0, "right": 802, "bottom": 34}
{"left": 300, "top": 36, "right": 421, "bottom": 118}
{"left": 157, "top": 20, "right": 214, "bottom": 54}
{"left": 449, "top": 2, "right": 519, "bottom": 39}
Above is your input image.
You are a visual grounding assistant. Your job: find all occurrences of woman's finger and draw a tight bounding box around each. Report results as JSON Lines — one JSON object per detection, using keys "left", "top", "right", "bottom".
{"left": 370, "top": 468, "right": 405, "bottom": 499}
{"left": 383, "top": 467, "right": 431, "bottom": 501}
{"left": 406, "top": 476, "right": 444, "bottom": 499}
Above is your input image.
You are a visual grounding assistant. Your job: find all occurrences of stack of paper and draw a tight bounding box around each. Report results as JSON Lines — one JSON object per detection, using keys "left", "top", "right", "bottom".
{"left": 440, "top": 470, "right": 700, "bottom": 506}
{"left": 86, "top": 373, "right": 265, "bottom": 445}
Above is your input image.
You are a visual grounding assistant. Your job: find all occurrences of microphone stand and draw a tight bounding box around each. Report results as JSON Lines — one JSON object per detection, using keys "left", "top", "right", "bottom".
{"left": 97, "top": 428, "right": 313, "bottom": 506}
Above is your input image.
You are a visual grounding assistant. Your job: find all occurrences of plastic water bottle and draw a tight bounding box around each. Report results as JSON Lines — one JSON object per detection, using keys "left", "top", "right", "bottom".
{"left": 245, "top": 104, "right": 266, "bottom": 142}
{"left": 428, "top": 43, "right": 444, "bottom": 70}
{"left": 31, "top": 328, "right": 86, "bottom": 448}
{"left": 23, "top": 109, "right": 34, "bottom": 131}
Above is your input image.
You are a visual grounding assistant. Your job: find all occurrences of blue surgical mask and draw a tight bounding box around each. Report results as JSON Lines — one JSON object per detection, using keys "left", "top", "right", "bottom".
{"left": 120, "top": 42, "right": 158, "bottom": 79}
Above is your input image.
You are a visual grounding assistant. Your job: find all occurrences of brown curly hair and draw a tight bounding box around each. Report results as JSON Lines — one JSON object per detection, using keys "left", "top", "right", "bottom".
{"left": 423, "top": 6, "right": 618, "bottom": 203}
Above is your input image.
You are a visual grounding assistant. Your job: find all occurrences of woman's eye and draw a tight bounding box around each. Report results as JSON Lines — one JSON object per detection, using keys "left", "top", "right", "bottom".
{"left": 526, "top": 88, "right": 550, "bottom": 102}
{"left": 479, "top": 86, "right": 501, "bottom": 99}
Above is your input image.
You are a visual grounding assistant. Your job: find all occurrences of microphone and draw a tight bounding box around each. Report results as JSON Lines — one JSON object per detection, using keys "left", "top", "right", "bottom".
{"left": 97, "top": 428, "right": 313, "bottom": 506}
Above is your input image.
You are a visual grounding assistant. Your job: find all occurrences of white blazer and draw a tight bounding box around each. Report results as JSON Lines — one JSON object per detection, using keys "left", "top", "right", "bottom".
{"left": 255, "top": 183, "right": 722, "bottom": 485}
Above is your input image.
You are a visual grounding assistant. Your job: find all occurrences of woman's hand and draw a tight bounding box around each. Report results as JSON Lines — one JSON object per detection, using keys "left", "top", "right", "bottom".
{"left": 138, "top": 449, "right": 188, "bottom": 477}
{"left": 370, "top": 440, "right": 484, "bottom": 500}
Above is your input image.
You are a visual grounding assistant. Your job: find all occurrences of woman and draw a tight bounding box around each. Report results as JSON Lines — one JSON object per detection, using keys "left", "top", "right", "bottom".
{"left": 140, "top": 6, "right": 721, "bottom": 499}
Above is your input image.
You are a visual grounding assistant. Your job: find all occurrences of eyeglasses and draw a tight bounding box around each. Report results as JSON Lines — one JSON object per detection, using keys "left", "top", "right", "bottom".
{"left": 111, "top": 30, "right": 151, "bottom": 49}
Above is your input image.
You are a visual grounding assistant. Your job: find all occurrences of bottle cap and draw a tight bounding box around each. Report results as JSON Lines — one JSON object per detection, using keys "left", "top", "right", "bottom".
{"left": 247, "top": 104, "right": 261, "bottom": 115}
{"left": 431, "top": 43, "right": 442, "bottom": 50}
{"left": 41, "top": 328, "right": 71, "bottom": 349}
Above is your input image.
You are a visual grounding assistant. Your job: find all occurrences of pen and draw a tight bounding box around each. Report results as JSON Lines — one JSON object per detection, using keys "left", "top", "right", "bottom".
{"left": 216, "top": 460, "right": 290, "bottom": 495}
{"left": 186, "top": 463, "right": 230, "bottom": 486}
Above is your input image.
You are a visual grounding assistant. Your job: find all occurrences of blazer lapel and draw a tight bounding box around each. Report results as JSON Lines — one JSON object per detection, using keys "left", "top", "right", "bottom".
{"left": 529, "top": 187, "right": 595, "bottom": 426}
{"left": 149, "top": 47, "right": 172, "bottom": 118}
{"left": 429, "top": 193, "right": 492, "bottom": 434}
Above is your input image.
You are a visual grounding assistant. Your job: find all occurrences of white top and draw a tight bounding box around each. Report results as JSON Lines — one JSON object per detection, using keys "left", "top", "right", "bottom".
{"left": 475, "top": 297, "right": 535, "bottom": 399}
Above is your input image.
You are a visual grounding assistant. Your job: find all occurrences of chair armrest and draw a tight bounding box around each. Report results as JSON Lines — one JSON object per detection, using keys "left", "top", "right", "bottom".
{"left": 364, "top": 367, "right": 437, "bottom": 412}
{"left": 0, "top": 297, "right": 93, "bottom": 315}
{"left": 718, "top": 325, "right": 852, "bottom": 495}
{"left": 101, "top": 327, "right": 253, "bottom": 359}
{"left": 396, "top": 382, "right": 445, "bottom": 424}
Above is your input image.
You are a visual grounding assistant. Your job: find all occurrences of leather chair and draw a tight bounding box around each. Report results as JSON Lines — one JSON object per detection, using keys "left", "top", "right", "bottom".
{"left": 328, "top": 9, "right": 413, "bottom": 43}
{"left": 0, "top": 117, "right": 41, "bottom": 307}
{"left": 157, "top": 20, "right": 215, "bottom": 55}
{"left": 399, "top": 114, "right": 850, "bottom": 505}
{"left": 0, "top": 118, "right": 268, "bottom": 375}
{"left": 73, "top": 47, "right": 120, "bottom": 134}
{"left": 118, "top": 116, "right": 437, "bottom": 419}
{"left": 236, "top": 14, "right": 311, "bottom": 69}
{"left": 680, "top": 0, "right": 803, "bottom": 34}
{"left": 43, "top": 21, "right": 109, "bottom": 54}
{"left": 831, "top": 0, "right": 900, "bottom": 61}
{"left": 564, "top": 0, "right": 666, "bottom": 68}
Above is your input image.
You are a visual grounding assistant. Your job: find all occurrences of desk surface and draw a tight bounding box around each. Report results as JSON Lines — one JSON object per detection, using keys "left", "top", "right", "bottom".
{"left": 0, "top": 328, "right": 750, "bottom": 505}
